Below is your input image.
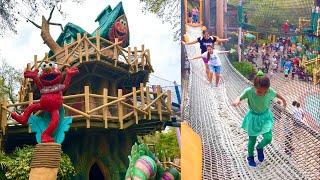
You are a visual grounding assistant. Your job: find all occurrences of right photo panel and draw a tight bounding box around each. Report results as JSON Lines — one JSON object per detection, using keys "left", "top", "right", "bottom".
{"left": 181, "top": 0, "right": 319, "bottom": 179}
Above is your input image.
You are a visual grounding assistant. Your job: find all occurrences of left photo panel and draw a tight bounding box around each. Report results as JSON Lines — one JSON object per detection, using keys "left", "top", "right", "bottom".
{"left": 0, "top": 0, "right": 181, "bottom": 179}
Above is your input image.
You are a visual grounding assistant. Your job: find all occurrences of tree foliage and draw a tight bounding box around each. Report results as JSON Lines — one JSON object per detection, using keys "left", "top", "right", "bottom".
{"left": 0, "top": 0, "right": 85, "bottom": 37}
{"left": 0, "top": 145, "right": 76, "bottom": 180}
{"left": 186, "top": 0, "right": 199, "bottom": 11}
{"left": 0, "top": 59, "right": 22, "bottom": 103}
{"left": 138, "top": 127, "right": 180, "bottom": 160}
{"left": 139, "top": 0, "right": 181, "bottom": 41}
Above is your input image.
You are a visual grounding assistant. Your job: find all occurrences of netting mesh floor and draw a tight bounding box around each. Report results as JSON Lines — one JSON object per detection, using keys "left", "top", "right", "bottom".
{"left": 182, "top": 25, "right": 319, "bottom": 180}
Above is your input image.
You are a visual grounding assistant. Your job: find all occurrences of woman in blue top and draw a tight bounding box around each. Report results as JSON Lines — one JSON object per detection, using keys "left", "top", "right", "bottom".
{"left": 183, "top": 30, "right": 231, "bottom": 81}
{"left": 232, "top": 71, "right": 287, "bottom": 167}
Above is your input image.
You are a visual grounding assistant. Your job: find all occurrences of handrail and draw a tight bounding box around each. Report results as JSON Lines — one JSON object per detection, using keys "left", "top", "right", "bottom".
{"left": 0, "top": 84, "right": 173, "bottom": 133}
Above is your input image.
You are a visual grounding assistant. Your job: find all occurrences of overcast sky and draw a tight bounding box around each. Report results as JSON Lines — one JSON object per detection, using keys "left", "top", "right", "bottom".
{"left": 0, "top": 0, "right": 181, "bottom": 84}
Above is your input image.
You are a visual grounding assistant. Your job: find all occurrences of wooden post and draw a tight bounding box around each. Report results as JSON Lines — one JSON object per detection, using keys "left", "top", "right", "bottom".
{"left": 84, "top": 86, "right": 90, "bottom": 128}
{"left": 141, "top": 44, "right": 145, "bottom": 70}
{"left": 96, "top": 30, "right": 101, "bottom": 61}
{"left": 199, "top": 0, "right": 203, "bottom": 25}
{"left": 103, "top": 88, "right": 108, "bottom": 128}
{"left": 132, "top": 87, "right": 138, "bottom": 124}
{"left": 128, "top": 47, "right": 132, "bottom": 66}
{"left": 148, "top": 49, "right": 152, "bottom": 68}
{"left": 157, "top": 85, "right": 162, "bottom": 121}
{"left": 28, "top": 93, "right": 33, "bottom": 105}
{"left": 26, "top": 63, "right": 32, "bottom": 90}
{"left": 1, "top": 99, "right": 7, "bottom": 135}
{"left": 34, "top": 55, "right": 38, "bottom": 69}
{"left": 44, "top": 52, "right": 49, "bottom": 63}
{"left": 163, "top": 156, "right": 167, "bottom": 169}
{"left": 113, "top": 38, "right": 119, "bottom": 66}
{"left": 64, "top": 42, "right": 69, "bottom": 65}
{"left": 146, "top": 86, "right": 151, "bottom": 120}
{"left": 77, "top": 33, "right": 83, "bottom": 63}
{"left": 134, "top": 47, "right": 138, "bottom": 72}
{"left": 167, "top": 90, "right": 171, "bottom": 113}
{"left": 313, "top": 68, "right": 317, "bottom": 85}
{"left": 84, "top": 33, "right": 89, "bottom": 62}
{"left": 28, "top": 93, "right": 33, "bottom": 133}
{"left": 118, "top": 89, "right": 124, "bottom": 129}
{"left": 140, "top": 83, "right": 146, "bottom": 119}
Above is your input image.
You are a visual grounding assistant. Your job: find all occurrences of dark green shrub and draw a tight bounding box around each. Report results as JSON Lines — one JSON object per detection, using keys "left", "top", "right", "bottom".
{"left": 0, "top": 145, "right": 76, "bottom": 180}
{"left": 233, "top": 61, "right": 256, "bottom": 80}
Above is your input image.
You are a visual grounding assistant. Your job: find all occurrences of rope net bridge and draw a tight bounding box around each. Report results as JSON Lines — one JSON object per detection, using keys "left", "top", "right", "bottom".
{"left": 182, "top": 25, "right": 319, "bottom": 179}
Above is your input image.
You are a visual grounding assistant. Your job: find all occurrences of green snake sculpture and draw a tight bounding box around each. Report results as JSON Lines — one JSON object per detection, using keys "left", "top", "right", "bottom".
{"left": 125, "top": 143, "right": 180, "bottom": 180}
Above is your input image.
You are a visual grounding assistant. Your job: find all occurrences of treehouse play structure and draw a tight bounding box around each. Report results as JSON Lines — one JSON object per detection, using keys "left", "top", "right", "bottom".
{"left": 298, "top": 6, "right": 320, "bottom": 85}
{"left": 0, "top": 2, "right": 180, "bottom": 179}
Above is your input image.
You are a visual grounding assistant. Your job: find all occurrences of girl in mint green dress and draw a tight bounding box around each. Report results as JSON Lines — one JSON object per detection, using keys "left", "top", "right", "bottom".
{"left": 232, "top": 71, "right": 287, "bottom": 167}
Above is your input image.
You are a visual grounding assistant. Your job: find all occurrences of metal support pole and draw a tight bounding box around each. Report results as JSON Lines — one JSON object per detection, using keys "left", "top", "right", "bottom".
{"left": 238, "top": 0, "right": 243, "bottom": 62}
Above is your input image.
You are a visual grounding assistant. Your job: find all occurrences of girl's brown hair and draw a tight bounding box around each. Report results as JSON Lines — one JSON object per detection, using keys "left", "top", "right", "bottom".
{"left": 206, "top": 44, "right": 213, "bottom": 60}
{"left": 253, "top": 74, "right": 270, "bottom": 89}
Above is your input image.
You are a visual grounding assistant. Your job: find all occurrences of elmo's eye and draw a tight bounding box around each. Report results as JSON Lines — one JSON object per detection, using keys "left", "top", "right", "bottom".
{"left": 48, "top": 62, "right": 56, "bottom": 68}
{"left": 123, "top": 21, "right": 127, "bottom": 26}
{"left": 41, "top": 63, "right": 47, "bottom": 69}
{"left": 120, "top": 19, "right": 124, "bottom": 24}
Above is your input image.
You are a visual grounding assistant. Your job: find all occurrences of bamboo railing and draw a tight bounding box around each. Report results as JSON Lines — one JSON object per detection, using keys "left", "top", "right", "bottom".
{"left": 18, "top": 30, "right": 153, "bottom": 102}
{"left": 314, "top": 68, "right": 320, "bottom": 85}
{"left": 298, "top": 17, "right": 310, "bottom": 32}
{"left": 1, "top": 83, "right": 173, "bottom": 135}
{"left": 298, "top": 17, "right": 320, "bottom": 36}
{"left": 161, "top": 157, "right": 181, "bottom": 172}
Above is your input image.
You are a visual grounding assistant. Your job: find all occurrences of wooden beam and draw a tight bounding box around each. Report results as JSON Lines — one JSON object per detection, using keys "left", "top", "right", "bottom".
{"left": 118, "top": 89, "right": 124, "bottom": 129}
{"left": 84, "top": 86, "right": 90, "bottom": 128}
{"left": 146, "top": 86, "right": 151, "bottom": 120}
{"left": 77, "top": 33, "right": 83, "bottom": 63}
{"left": 103, "top": 88, "right": 108, "bottom": 128}
{"left": 157, "top": 85, "right": 162, "bottom": 121}
{"left": 132, "top": 87, "right": 138, "bottom": 124}
{"left": 140, "top": 83, "right": 146, "bottom": 119}
{"left": 96, "top": 30, "right": 101, "bottom": 61}
{"left": 1, "top": 99, "right": 7, "bottom": 135}
{"left": 123, "top": 119, "right": 136, "bottom": 129}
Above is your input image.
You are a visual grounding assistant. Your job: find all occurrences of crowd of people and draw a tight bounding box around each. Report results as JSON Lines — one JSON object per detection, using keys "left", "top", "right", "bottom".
{"left": 244, "top": 37, "right": 312, "bottom": 82}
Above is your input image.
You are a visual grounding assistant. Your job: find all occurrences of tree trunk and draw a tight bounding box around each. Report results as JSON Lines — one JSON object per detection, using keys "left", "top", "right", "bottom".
{"left": 40, "top": 16, "right": 63, "bottom": 62}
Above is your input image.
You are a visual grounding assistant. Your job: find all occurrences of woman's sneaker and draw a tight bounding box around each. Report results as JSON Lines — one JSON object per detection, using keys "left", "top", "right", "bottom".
{"left": 247, "top": 156, "right": 256, "bottom": 167}
{"left": 256, "top": 147, "right": 264, "bottom": 162}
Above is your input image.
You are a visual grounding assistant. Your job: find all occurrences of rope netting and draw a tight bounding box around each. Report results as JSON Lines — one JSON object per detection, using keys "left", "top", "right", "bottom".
{"left": 227, "top": 0, "right": 314, "bottom": 33}
{"left": 182, "top": 25, "right": 319, "bottom": 179}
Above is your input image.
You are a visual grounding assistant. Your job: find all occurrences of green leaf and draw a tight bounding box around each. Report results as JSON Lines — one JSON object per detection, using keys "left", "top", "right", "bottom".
{"left": 28, "top": 106, "right": 72, "bottom": 144}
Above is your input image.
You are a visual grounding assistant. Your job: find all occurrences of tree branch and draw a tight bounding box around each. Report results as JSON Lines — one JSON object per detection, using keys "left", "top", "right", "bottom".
{"left": 27, "top": 18, "right": 42, "bottom": 29}
{"left": 48, "top": 6, "right": 55, "bottom": 22}
{"left": 49, "top": 22, "right": 64, "bottom": 32}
